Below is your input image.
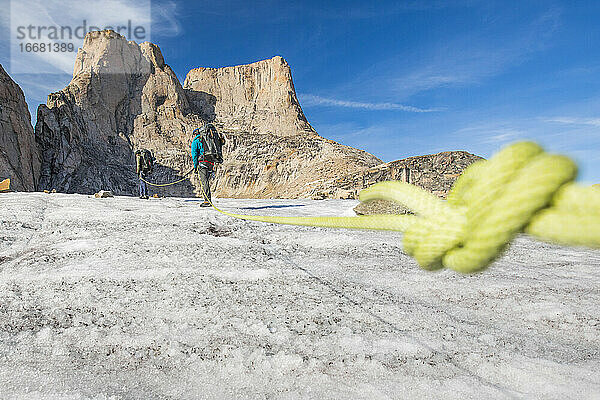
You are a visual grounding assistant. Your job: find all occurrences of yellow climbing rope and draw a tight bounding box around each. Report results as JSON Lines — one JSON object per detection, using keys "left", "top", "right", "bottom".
{"left": 140, "top": 168, "right": 194, "bottom": 187}
{"left": 199, "top": 142, "right": 600, "bottom": 274}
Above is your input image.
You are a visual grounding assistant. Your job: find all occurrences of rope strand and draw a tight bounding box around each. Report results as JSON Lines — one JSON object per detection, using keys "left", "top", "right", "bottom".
{"left": 198, "top": 142, "right": 600, "bottom": 274}
{"left": 140, "top": 168, "right": 194, "bottom": 187}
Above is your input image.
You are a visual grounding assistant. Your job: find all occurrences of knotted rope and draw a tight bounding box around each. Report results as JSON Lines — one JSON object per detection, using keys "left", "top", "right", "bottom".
{"left": 203, "top": 142, "right": 600, "bottom": 273}
{"left": 140, "top": 168, "right": 194, "bottom": 187}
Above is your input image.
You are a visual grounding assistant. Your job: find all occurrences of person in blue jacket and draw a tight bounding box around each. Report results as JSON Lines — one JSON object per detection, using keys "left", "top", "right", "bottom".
{"left": 191, "top": 126, "right": 225, "bottom": 206}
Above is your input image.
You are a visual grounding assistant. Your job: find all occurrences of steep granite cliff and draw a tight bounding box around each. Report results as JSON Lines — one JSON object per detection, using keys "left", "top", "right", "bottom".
{"left": 35, "top": 31, "right": 199, "bottom": 195}
{"left": 183, "top": 56, "right": 315, "bottom": 137}
{"left": 0, "top": 64, "right": 40, "bottom": 191}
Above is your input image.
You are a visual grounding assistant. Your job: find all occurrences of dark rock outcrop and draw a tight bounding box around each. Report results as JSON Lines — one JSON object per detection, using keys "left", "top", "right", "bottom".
{"left": 350, "top": 151, "right": 482, "bottom": 215}
{"left": 0, "top": 64, "right": 40, "bottom": 191}
{"left": 353, "top": 200, "right": 413, "bottom": 216}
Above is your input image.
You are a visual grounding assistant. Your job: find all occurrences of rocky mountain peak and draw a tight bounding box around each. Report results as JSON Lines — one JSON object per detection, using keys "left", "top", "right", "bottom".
{"left": 2, "top": 31, "right": 479, "bottom": 199}
{"left": 35, "top": 30, "right": 199, "bottom": 194}
{"left": 2, "top": 29, "right": 480, "bottom": 200}
{"left": 72, "top": 30, "right": 166, "bottom": 76}
{"left": 183, "top": 55, "right": 316, "bottom": 137}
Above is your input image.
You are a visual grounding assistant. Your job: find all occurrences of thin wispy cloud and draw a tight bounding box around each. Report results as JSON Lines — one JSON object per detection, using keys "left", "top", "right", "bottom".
{"left": 152, "top": 0, "right": 182, "bottom": 38}
{"left": 298, "top": 0, "right": 478, "bottom": 20}
{"left": 449, "top": 117, "right": 600, "bottom": 182}
{"left": 14, "top": 73, "right": 71, "bottom": 98}
{"left": 544, "top": 117, "right": 600, "bottom": 127}
{"left": 6, "top": 0, "right": 153, "bottom": 74}
{"left": 454, "top": 124, "right": 527, "bottom": 145}
{"left": 300, "top": 94, "right": 440, "bottom": 113}
{"left": 184, "top": 1, "right": 477, "bottom": 24}
{"left": 339, "top": 7, "right": 562, "bottom": 101}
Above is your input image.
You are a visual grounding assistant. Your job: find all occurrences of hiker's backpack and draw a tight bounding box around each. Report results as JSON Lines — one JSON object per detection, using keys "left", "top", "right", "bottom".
{"left": 136, "top": 149, "right": 154, "bottom": 173}
{"left": 198, "top": 124, "right": 224, "bottom": 164}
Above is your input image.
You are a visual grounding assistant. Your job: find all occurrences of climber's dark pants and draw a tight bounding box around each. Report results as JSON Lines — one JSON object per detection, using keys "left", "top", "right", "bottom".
{"left": 197, "top": 167, "right": 211, "bottom": 202}
{"left": 139, "top": 172, "right": 148, "bottom": 197}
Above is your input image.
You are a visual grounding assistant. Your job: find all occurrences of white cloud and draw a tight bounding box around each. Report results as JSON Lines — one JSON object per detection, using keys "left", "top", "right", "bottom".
{"left": 454, "top": 124, "right": 527, "bottom": 145}
{"left": 544, "top": 117, "right": 600, "bottom": 127}
{"left": 300, "top": 0, "right": 478, "bottom": 20}
{"left": 13, "top": 73, "right": 71, "bottom": 99}
{"left": 339, "top": 8, "right": 562, "bottom": 101}
{"left": 8, "top": 0, "right": 152, "bottom": 74}
{"left": 152, "top": 1, "right": 182, "bottom": 38}
{"left": 300, "top": 94, "right": 440, "bottom": 113}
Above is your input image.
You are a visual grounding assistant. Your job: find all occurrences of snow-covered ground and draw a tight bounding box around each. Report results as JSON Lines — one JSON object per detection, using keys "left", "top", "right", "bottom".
{"left": 0, "top": 192, "right": 599, "bottom": 399}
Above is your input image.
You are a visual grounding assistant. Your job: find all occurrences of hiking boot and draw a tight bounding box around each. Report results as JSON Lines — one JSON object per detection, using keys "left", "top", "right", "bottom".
{"left": 200, "top": 201, "right": 211, "bottom": 207}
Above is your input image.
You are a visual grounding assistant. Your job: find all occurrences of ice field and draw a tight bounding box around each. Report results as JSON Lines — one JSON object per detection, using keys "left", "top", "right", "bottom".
{"left": 1, "top": 193, "right": 599, "bottom": 399}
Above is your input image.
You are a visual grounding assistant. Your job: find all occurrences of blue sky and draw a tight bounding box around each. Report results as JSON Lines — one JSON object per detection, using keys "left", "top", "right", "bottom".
{"left": 1, "top": 0, "right": 599, "bottom": 182}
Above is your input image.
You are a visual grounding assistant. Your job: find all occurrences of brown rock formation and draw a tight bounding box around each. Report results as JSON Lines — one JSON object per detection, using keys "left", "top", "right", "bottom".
{"left": 350, "top": 151, "right": 482, "bottom": 215}
{"left": 34, "top": 30, "right": 381, "bottom": 197}
{"left": 33, "top": 31, "right": 480, "bottom": 200}
{"left": 315, "top": 151, "right": 483, "bottom": 201}
{"left": 214, "top": 132, "right": 381, "bottom": 198}
{"left": 183, "top": 56, "right": 315, "bottom": 137}
{"left": 0, "top": 64, "right": 40, "bottom": 191}
{"left": 183, "top": 55, "right": 381, "bottom": 198}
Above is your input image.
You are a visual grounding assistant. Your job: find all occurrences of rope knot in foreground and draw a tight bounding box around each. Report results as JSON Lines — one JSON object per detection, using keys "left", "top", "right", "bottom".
{"left": 359, "top": 141, "right": 600, "bottom": 273}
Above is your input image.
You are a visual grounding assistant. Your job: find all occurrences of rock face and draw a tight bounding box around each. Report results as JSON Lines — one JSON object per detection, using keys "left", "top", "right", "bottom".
{"left": 183, "top": 56, "right": 315, "bottom": 137}
{"left": 0, "top": 64, "right": 40, "bottom": 191}
{"left": 214, "top": 132, "right": 382, "bottom": 198}
{"left": 35, "top": 31, "right": 381, "bottom": 197}
{"left": 314, "top": 151, "right": 483, "bottom": 201}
